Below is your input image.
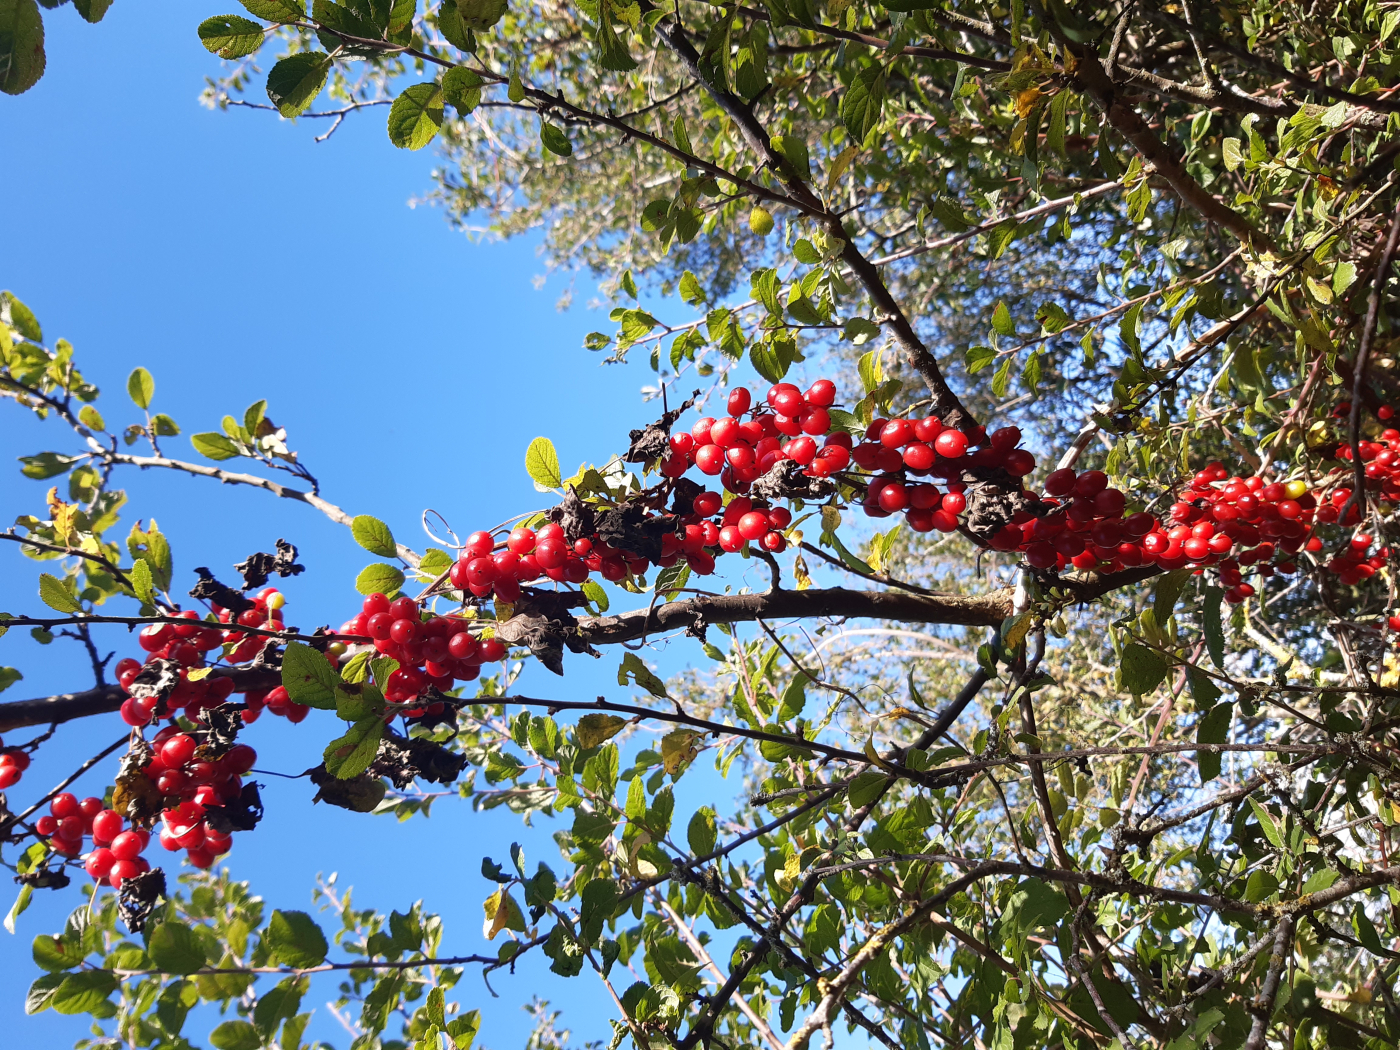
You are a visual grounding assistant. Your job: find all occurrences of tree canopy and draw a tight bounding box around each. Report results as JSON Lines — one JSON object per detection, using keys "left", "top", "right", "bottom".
{"left": 5, "top": 1, "right": 1400, "bottom": 1049}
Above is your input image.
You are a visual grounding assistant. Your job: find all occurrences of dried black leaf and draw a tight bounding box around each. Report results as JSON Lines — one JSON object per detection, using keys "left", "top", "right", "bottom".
{"left": 749, "top": 460, "right": 836, "bottom": 502}
{"left": 668, "top": 477, "right": 703, "bottom": 516}
{"left": 497, "top": 591, "right": 600, "bottom": 676}
{"left": 547, "top": 488, "right": 597, "bottom": 544}
{"left": 369, "top": 734, "right": 467, "bottom": 789}
{"left": 189, "top": 570, "right": 255, "bottom": 615}
{"left": 309, "top": 765, "right": 386, "bottom": 812}
{"left": 118, "top": 868, "right": 167, "bottom": 933}
{"left": 16, "top": 868, "right": 70, "bottom": 891}
{"left": 203, "top": 782, "right": 264, "bottom": 834}
{"left": 594, "top": 505, "right": 678, "bottom": 563}
{"left": 126, "top": 659, "right": 182, "bottom": 707}
{"left": 236, "top": 539, "right": 306, "bottom": 590}
{"left": 624, "top": 392, "right": 697, "bottom": 465}
{"left": 197, "top": 702, "right": 245, "bottom": 758}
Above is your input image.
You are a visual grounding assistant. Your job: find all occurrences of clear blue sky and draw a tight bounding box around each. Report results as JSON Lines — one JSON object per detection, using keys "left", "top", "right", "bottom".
{"left": 0, "top": 5, "right": 791, "bottom": 1047}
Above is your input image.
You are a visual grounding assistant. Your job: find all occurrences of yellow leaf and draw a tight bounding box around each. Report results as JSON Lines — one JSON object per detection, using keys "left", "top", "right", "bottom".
{"left": 482, "top": 889, "right": 525, "bottom": 940}
{"left": 661, "top": 729, "right": 701, "bottom": 774}
{"left": 575, "top": 714, "right": 627, "bottom": 749}
{"left": 1015, "top": 87, "right": 1042, "bottom": 117}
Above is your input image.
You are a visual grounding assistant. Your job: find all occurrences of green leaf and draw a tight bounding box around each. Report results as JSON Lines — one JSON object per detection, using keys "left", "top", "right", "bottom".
{"left": 128, "top": 558, "right": 154, "bottom": 604}
{"left": 31, "top": 932, "right": 78, "bottom": 972}
{"left": 575, "top": 713, "right": 627, "bottom": 748}
{"left": 324, "top": 717, "right": 384, "bottom": 779}
{"left": 1221, "top": 137, "right": 1243, "bottom": 172}
{"left": 1195, "top": 702, "right": 1232, "bottom": 783}
{"left": 191, "top": 432, "right": 241, "bottom": 461}
{"left": 77, "top": 405, "right": 104, "bottom": 431}
{"left": 20, "top": 452, "right": 78, "bottom": 479}
{"left": 524, "top": 436, "right": 561, "bottom": 490}
{"left": 38, "top": 573, "right": 81, "bottom": 614}
{"left": 198, "top": 14, "right": 265, "bottom": 58}
{"left": 24, "top": 973, "right": 63, "bottom": 1014}
{"left": 847, "top": 770, "right": 890, "bottom": 808}
{"left": 582, "top": 579, "right": 609, "bottom": 613}
{"left": 51, "top": 970, "right": 117, "bottom": 1015}
{"left": 355, "top": 563, "right": 405, "bottom": 597}
{"left": 210, "top": 1020, "right": 261, "bottom": 1050}
{"left": 841, "top": 63, "right": 886, "bottom": 144}
{"left": 148, "top": 922, "right": 208, "bottom": 976}
{"left": 1046, "top": 88, "right": 1071, "bottom": 154}
{"left": 281, "top": 640, "right": 341, "bottom": 710}
{"left": 388, "top": 82, "right": 443, "bottom": 150}
{"left": 4, "top": 883, "right": 32, "bottom": 935}
{"left": 441, "top": 67, "right": 482, "bottom": 113}
{"left": 991, "top": 300, "right": 1015, "bottom": 337}
{"left": 240, "top": 0, "right": 305, "bottom": 19}
{"left": 266, "top": 52, "right": 332, "bottom": 118}
{"left": 126, "top": 367, "right": 155, "bottom": 410}
{"left": 1120, "top": 643, "right": 1167, "bottom": 695}
{"left": 507, "top": 65, "right": 524, "bottom": 102}
{"left": 687, "top": 806, "right": 717, "bottom": 856}
{"left": 1247, "top": 798, "right": 1283, "bottom": 849}
{"left": 618, "top": 652, "right": 669, "bottom": 699}
{"left": 678, "top": 270, "right": 705, "bottom": 306}
{"left": 769, "top": 134, "right": 810, "bottom": 180}
{"left": 1152, "top": 568, "right": 1192, "bottom": 624}
{"left": 1202, "top": 586, "right": 1225, "bottom": 668}
{"left": 654, "top": 561, "right": 690, "bottom": 601}
{"left": 0, "top": 0, "right": 45, "bottom": 96}
{"left": 540, "top": 121, "right": 573, "bottom": 156}
{"left": 253, "top": 977, "right": 305, "bottom": 1038}
{"left": 264, "top": 911, "right": 328, "bottom": 968}
{"left": 351, "top": 515, "right": 397, "bottom": 557}
{"left": 151, "top": 413, "right": 180, "bottom": 436}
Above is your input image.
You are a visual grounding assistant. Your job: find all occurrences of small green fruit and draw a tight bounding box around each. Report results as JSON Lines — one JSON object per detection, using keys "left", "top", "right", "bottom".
{"left": 749, "top": 205, "right": 775, "bottom": 237}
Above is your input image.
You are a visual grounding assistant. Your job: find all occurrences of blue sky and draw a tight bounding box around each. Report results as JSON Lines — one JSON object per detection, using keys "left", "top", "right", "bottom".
{"left": 0, "top": 4, "right": 797, "bottom": 1046}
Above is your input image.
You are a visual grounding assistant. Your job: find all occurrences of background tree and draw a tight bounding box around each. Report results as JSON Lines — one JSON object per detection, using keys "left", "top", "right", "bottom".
{"left": 5, "top": 1, "right": 1400, "bottom": 1048}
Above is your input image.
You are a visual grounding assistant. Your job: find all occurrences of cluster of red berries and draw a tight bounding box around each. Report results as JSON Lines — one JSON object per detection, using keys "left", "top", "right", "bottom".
{"left": 333, "top": 592, "right": 508, "bottom": 710}
{"left": 662, "top": 380, "right": 847, "bottom": 484}
{"left": 116, "top": 587, "right": 309, "bottom": 728}
{"left": 39, "top": 738, "right": 256, "bottom": 883}
{"left": 0, "top": 743, "right": 31, "bottom": 790}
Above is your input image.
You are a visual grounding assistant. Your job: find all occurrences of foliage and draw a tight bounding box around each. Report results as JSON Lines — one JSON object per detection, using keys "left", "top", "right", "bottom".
{"left": 7, "top": 2, "right": 1400, "bottom": 1049}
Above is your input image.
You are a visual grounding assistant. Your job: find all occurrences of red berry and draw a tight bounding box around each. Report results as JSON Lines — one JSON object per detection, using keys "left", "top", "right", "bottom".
{"left": 92, "top": 809, "right": 124, "bottom": 844}
{"left": 805, "top": 380, "right": 836, "bottom": 407}
{"left": 727, "top": 387, "right": 752, "bottom": 417}
{"left": 85, "top": 848, "right": 115, "bottom": 880}
{"left": 50, "top": 793, "right": 79, "bottom": 819}
{"left": 110, "top": 831, "right": 144, "bottom": 862}
{"left": 160, "top": 734, "right": 197, "bottom": 769}
{"left": 479, "top": 639, "right": 507, "bottom": 662}
{"left": 695, "top": 444, "right": 725, "bottom": 475}
{"left": 933, "top": 430, "right": 969, "bottom": 459}
{"left": 1044, "top": 468, "right": 1077, "bottom": 497}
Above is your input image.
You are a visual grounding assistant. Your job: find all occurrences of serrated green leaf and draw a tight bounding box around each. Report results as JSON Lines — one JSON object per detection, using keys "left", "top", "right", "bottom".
{"left": 38, "top": 573, "right": 80, "bottom": 614}
{"left": 240, "top": 0, "right": 305, "bottom": 19}
{"left": 540, "top": 121, "right": 573, "bottom": 156}
{"left": 266, "top": 52, "right": 331, "bottom": 118}
{"left": 126, "top": 367, "right": 154, "bottom": 410}
{"left": 388, "top": 82, "right": 443, "bottom": 150}
{"left": 525, "top": 436, "right": 561, "bottom": 490}
{"left": 441, "top": 67, "right": 482, "bottom": 112}
{"left": 0, "top": 0, "right": 45, "bottom": 96}
{"left": 1120, "top": 643, "right": 1167, "bottom": 695}
{"left": 582, "top": 579, "right": 609, "bottom": 613}
{"left": 841, "top": 63, "right": 886, "bottom": 143}
{"left": 324, "top": 717, "right": 384, "bottom": 778}
{"left": 198, "top": 14, "right": 265, "bottom": 58}
{"left": 351, "top": 515, "right": 397, "bottom": 557}
{"left": 148, "top": 922, "right": 207, "bottom": 976}
{"left": 191, "top": 432, "right": 241, "bottom": 461}
{"left": 264, "top": 911, "right": 328, "bottom": 968}
{"left": 355, "top": 563, "right": 405, "bottom": 597}
{"left": 991, "top": 300, "right": 1015, "bottom": 337}
{"left": 281, "top": 640, "right": 341, "bottom": 710}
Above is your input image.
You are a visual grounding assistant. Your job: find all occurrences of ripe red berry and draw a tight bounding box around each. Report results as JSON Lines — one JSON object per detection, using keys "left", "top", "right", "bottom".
{"left": 695, "top": 444, "right": 725, "bottom": 475}
{"left": 727, "top": 388, "right": 752, "bottom": 417}
{"left": 507, "top": 527, "right": 536, "bottom": 554}
{"left": 933, "top": 430, "right": 969, "bottom": 459}
{"left": 50, "top": 793, "right": 79, "bottom": 819}
{"left": 805, "top": 380, "right": 836, "bottom": 407}
{"left": 110, "top": 831, "right": 144, "bottom": 862}
{"left": 693, "top": 491, "right": 722, "bottom": 517}
{"left": 85, "top": 848, "right": 115, "bottom": 880}
{"left": 479, "top": 639, "right": 507, "bottom": 662}
{"left": 161, "top": 734, "right": 197, "bottom": 769}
